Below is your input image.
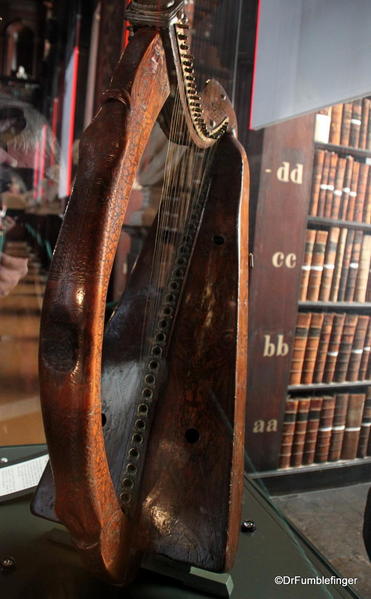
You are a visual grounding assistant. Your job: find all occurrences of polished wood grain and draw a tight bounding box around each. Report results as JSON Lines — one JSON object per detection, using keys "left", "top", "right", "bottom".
{"left": 38, "top": 30, "right": 170, "bottom": 584}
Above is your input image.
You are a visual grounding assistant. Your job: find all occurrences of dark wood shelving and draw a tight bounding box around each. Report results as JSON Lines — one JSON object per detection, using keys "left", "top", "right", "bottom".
{"left": 249, "top": 456, "right": 371, "bottom": 494}
{"left": 315, "top": 141, "right": 371, "bottom": 160}
{"left": 299, "top": 301, "right": 371, "bottom": 312}
{"left": 288, "top": 380, "right": 371, "bottom": 393}
{"left": 307, "top": 215, "right": 371, "bottom": 231}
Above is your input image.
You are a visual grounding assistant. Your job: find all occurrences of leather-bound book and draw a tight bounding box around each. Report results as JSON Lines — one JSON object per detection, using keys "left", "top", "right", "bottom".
{"left": 301, "top": 313, "right": 324, "bottom": 384}
{"left": 328, "top": 394, "right": 349, "bottom": 461}
{"left": 358, "top": 388, "right": 371, "bottom": 457}
{"left": 331, "top": 157, "right": 346, "bottom": 219}
{"left": 323, "top": 313, "right": 346, "bottom": 383}
{"left": 313, "top": 313, "right": 335, "bottom": 383}
{"left": 340, "top": 102, "right": 353, "bottom": 146}
{"left": 289, "top": 313, "right": 311, "bottom": 384}
{"left": 329, "top": 228, "right": 348, "bottom": 301}
{"left": 319, "top": 227, "right": 340, "bottom": 301}
{"left": 359, "top": 98, "right": 371, "bottom": 149}
{"left": 334, "top": 314, "right": 359, "bottom": 382}
{"left": 354, "top": 235, "right": 371, "bottom": 302}
{"left": 359, "top": 320, "right": 371, "bottom": 380}
{"left": 307, "top": 230, "right": 328, "bottom": 301}
{"left": 303, "top": 396, "right": 323, "bottom": 465}
{"left": 354, "top": 163, "right": 369, "bottom": 222}
{"left": 317, "top": 152, "right": 331, "bottom": 216}
{"left": 363, "top": 168, "right": 371, "bottom": 224}
{"left": 338, "top": 156, "right": 354, "bottom": 221}
{"left": 347, "top": 315, "right": 369, "bottom": 381}
{"left": 349, "top": 99, "right": 362, "bottom": 147}
{"left": 337, "top": 229, "right": 355, "bottom": 301}
{"left": 315, "top": 395, "right": 336, "bottom": 462}
{"left": 324, "top": 153, "right": 338, "bottom": 217}
{"left": 329, "top": 103, "right": 343, "bottom": 145}
{"left": 344, "top": 231, "right": 364, "bottom": 301}
{"left": 299, "top": 229, "right": 316, "bottom": 301}
{"left": 341, "top": 393, "right": 366, "bottom": 459}
{"left": 310, "top": 150, "right": 325, "bottom": 216}
{"left": 342, "top": 161, "right": 360, "bottom": 221}
{"left": 291, "top": 398, "right": 311, "bottom": 467}
{"left": 367, "top": 108, "right": 371, "bottom": 150}
{"left": 279, "top": 398, "right": 299, "bottom": 468}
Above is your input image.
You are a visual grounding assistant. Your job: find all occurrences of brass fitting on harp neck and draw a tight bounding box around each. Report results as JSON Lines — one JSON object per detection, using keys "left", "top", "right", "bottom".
{"left": 126, "top": 0, "right": 185, "bottom": 27}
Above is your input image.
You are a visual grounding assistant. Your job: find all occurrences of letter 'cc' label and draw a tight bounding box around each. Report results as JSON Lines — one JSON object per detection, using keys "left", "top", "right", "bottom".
{"left": 272, "top": 252, "right": 297, "bottom": 268}
{"left": 276, "top": 161, "right": 304, "bottom": 184}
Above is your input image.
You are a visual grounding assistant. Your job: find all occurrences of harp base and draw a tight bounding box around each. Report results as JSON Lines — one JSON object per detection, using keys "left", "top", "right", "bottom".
{"left": 143, "top": 555, "right": 234, "bottom": 598}
{"left": 45, "top": 529, "right": 233, "bottom": 598}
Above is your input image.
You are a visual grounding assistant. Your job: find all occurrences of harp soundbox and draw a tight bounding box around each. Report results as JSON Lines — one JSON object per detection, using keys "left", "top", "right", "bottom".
{"left": 32, "top": 0, "right": 249, "bottom": 585}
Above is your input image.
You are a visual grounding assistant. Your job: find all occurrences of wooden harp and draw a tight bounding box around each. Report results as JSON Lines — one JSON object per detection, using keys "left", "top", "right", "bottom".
{"left": 33, "top": 0, "right": 249, "bottom": 585}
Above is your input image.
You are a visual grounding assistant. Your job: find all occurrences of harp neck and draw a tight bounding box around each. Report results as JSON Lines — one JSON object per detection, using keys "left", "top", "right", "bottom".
{"left": 127, "top": 1, "right": 235, "bottom": 148}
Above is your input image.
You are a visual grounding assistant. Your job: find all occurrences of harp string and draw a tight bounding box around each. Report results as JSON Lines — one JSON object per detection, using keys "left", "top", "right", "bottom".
{"left": 139, "top": 89, "right": 217, "bottom": 361}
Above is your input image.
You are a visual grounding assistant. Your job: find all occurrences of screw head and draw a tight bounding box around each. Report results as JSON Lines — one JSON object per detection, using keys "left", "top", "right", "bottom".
{"left": 0, "top": 556, "right": 16, "bottom": 572}
{"left": 0, "top": 457, "right": 8, "bottom": 464}
{"left": 241, "top": 520, "right": 256, "bottom": 533}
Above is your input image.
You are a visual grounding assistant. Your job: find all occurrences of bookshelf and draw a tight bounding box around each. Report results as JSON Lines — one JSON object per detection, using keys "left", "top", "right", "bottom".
{"left": 246, "top": 99, "right": 371, "bottom": 490}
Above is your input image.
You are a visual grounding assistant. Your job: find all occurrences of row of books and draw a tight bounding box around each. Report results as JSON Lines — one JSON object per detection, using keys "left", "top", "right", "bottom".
{"left": 327, "top": 98, "right": 371, "bottom": 149}
{"left": 290, "top": 312, "right": 370, "bottom": 385}
{"left": 299, "top": 228, "right": 370, "bottom": 303}
{"left": 308, "top": 150, "right": 371, "bottom": 222}
{"left": 279, "top": 388, "right": 371, "bottom": 469}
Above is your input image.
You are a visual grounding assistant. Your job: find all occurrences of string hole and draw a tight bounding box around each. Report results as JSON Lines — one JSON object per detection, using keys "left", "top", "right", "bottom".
{"left": 123, "top": 478, "right": 134, "bottom": 489}
{"left": 213, "top": 235, "right": 225, "bottom": 245}
{"left": 120, "top": 493, "right": 131, "bottom": 503}
{"left": 129, "top": 448, "right": 139, "bottom": 459}
{"left": 136, "top": 419, "right": 146, "bottom": 430}
{"left": 163, "top": 307, "right": 173, "bottom": 316}
{"left": 156, "top": 332, "right": 166, "bottom": 343}
{"left": 174, "top": 269, "right": 184, "bottom": 278}
{"left": 132, "top": 433, "right": 143, "bottom": 445}
{"left": 170, "top": 281, "right": 179, "bottom": 291}
{"left": 138, "top": 403, "right": 149, "bottom": 415}
{"left": 149, "top": 360, "right": 159, "bottom": 370}
{"left": 152, "top": 346, "right": 162, "bottom": 356}
{"left": 142, "top": 388, "right": 153, "bottom": 399}
{"left": 177, "top": 257, "right": 186, "bottom": 266}
{"left": 185, "top": 428, "right": 200, "bottom": 444}
{"left": 166, "top": 294, "right": 175, "bottom": 303}
{"left": 127, "top": 463, "right": 136, "bottom": 474}
{"left": 159, "top": 319, "right": 168, "bottom": 329}
{"left": 145, "top": 374, "right": 155, "bottom": 385}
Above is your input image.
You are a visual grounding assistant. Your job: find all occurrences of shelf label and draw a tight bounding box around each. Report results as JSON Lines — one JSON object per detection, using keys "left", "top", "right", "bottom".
{"left": 0, "top": 454, "right": 48, "bottom": 501}
{"left": 276, "top": 161, "right": 304, "bottom": 184}
{"left": 263, "top": 334, "right": 289, "bottom": 357}
{"left": 272, "top": 252, "right": 297, "bottom": 268}
{"left": 253, "top": 419, "right": 278, "bottom": 433}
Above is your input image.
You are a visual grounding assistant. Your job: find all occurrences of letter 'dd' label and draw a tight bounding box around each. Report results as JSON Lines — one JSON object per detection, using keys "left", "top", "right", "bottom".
{"left": 263, "top": 334, "right": 289, "bottom": 357}
{"left": 276, "top": 161, "right": 303, "bottom": 184}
